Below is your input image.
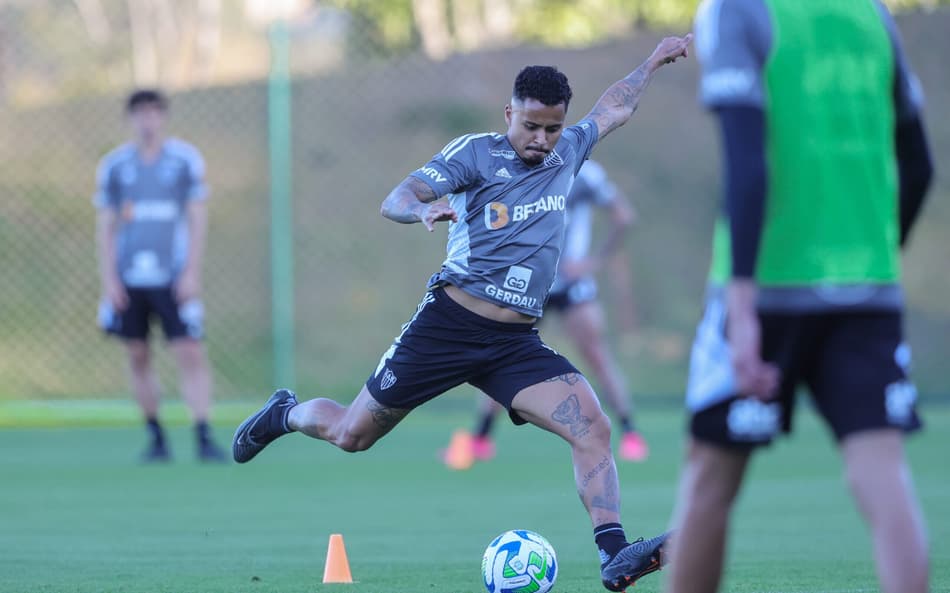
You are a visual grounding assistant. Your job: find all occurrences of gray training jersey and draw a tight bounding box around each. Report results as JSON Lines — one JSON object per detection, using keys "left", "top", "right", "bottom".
{"left": 410, "top": 120, "right": 599, "bottom": 317}
{"left": 93, "top": 138, "right": 208, "bottom": 288}
{"left": 549, "top": 159, "right": 618, "bottom": 294}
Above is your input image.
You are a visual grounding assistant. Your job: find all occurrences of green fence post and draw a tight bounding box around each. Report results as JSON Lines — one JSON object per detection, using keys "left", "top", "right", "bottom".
{"left": 268, "top": 20, "right": 295, "bottom": 388}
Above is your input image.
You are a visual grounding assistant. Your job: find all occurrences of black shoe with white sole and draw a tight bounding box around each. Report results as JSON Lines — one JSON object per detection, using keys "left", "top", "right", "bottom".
{"left": 232, "top": 389, "right": 297, "bottom": 463}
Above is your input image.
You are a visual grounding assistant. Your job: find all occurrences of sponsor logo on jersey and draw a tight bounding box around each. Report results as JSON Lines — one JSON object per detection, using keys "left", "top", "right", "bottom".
{"left": 494, "top": 167, "right": 512, "bottom": 179}
{"left": 502, "top": 265, "right": 532, "bottom": 294}
{"left": 484, "top": 202, "right": 510, "bottom": 229}
{"left": 489, "top": 148, "right": 517, "bottom": 160}
{"left": 485, "top": 284, "right": 538, "bottom": 310}
{"left": 418, "top": 166, "right": 448, "bottom": 183}
{"left": 483, "top": 195, "right": 566, "bottom": 230}
{"left": 121, "top": 200, "right": 180, "bottom": 222}
{"left": 512, "top": 194, "right": 566, "bottom": 222}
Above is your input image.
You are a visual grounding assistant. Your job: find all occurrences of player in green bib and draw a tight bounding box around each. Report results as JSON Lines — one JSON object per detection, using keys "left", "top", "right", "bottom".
{"left": 666, "top": 1, "right": 934, "bottom": 592}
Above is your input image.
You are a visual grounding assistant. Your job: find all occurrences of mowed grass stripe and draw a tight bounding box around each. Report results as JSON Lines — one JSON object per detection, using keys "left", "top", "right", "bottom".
{"left": 0, "top": 404, "right": 947, "bottom": 593}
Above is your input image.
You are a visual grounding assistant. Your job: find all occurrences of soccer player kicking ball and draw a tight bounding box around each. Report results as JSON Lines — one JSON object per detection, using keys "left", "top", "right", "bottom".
{"left": 234, "top": 34, "right": 691, "bottom": 591}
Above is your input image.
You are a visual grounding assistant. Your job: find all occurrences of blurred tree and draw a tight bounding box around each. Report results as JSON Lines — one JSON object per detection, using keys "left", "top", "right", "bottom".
{"left": 0, "top": 0, "right": 944, "bottom": 105}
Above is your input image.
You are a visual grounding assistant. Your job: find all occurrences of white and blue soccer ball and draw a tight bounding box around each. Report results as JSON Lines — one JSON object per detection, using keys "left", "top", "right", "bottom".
{"left": 482, "top": 529, "right": 558, "bottom": 593}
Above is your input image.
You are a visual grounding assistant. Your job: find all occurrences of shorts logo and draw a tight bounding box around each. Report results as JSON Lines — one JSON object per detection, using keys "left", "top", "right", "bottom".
{"left": 727, "top": 399, "right": 779, "bottom": 441}
{"left": 503, "top": 265, "right": 532, "bottom": 294}
{"left": 380, "top": 368, "right": 397, "bottom": 390}
{"left": 484, "top": 202, "right": 509, "bottom": 229}
{"left": 178, "top": 300, "right": 205, "bottom": 339}
{"left": 885, "top": 380, "right": 916, "bottom": 425}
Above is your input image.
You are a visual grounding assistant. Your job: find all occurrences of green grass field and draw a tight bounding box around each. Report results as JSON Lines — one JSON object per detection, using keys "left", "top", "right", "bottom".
{"left": 1, "top": 400, "right": 947, "bottom": 593}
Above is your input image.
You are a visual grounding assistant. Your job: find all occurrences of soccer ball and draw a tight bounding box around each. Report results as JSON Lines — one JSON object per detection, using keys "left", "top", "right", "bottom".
{"left": 482, "top": 529, "right": 558, "bottom": 593}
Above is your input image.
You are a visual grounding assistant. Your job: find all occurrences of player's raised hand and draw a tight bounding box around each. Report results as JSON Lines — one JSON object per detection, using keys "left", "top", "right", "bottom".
{"left": 649, "top": 34, "right": 692, "bottom": 67}
{"left": 421, "top": 202, "right": 458, "bottom": 231}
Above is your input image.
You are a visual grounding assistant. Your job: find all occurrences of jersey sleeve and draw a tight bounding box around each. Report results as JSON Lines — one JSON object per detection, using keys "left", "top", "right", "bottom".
{"left": 408, "top": 133, "right": 486, "bottom": 196}
{"left": 560, "top": 119, "right": 599, "bottom": 174}
{"left": 694, "top": 0, "right": 771, "bottom": 110}
{"left": 92, "top": 155, "right": 120, "bottom": 210}
{"left": 181, "top": 143, "right": 209, "bottom": 201}
{"left": 874, "top": 0, "right": 925, "bottom": 122}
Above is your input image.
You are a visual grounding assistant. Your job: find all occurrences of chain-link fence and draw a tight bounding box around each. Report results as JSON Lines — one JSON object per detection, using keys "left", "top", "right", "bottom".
{"left": 2, "top": 1, "right": 949, "bottom": 403}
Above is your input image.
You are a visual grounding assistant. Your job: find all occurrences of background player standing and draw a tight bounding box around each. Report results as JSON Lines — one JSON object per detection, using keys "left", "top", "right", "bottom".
{"left": 95, "top": 89, "right": 226, "bottom": 463}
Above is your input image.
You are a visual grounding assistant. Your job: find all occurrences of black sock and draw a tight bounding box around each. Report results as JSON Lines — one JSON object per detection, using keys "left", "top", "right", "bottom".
{"left": 146, "top": 417, "right": 165, "bottom": 447}
{"left": 619, "top": 416, "right": 634, "bottom": 434}
{"left": 474, "top": 411, "right": 495, "bottom": 439}
{"left": 275, "top": 404, "right": 295, "bottom": 435}
{"left": 594, "top": 523, "right": 628, "bottom": 567}
{"left": 195, "top": 420, "right": 212, "bottom": 446}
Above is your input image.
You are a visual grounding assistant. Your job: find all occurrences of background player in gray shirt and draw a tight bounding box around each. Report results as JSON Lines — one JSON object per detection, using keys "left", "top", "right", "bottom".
{"left": 95, "top": 89, "right": 225, "bottom": 463}
{"left": 234, "top": 35, "right": 692, "bottom": 591}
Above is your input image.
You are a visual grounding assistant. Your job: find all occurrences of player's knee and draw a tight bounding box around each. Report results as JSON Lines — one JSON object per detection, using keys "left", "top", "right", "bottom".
{"left": 572, "top": 409, "right": 612, "bottom": 449}
{"left": 172, "top": 340, "right": 206, "bottom": 369}
{"left": 334, "top": 428, "right": 376, "bottom": 453}
{"left": 126, "top": 345, "right": 150, "bottom": 371}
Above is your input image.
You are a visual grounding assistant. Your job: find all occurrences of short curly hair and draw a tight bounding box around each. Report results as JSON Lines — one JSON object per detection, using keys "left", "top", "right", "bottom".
{"left": 126, "top": 89, "right": 168, "bottom": 113}
{"left": 513, "top": 66, "right": 572, "bottom": 110}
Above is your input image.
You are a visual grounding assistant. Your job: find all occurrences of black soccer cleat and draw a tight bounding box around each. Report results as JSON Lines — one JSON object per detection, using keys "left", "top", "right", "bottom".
{"left": 232, "top": 389, "right": 298, "bottom": 463}
{"left": 141, "top": 442, "right": 171, "bottom": 463}
{"left": 600, "top": 532, "right": 670, "bottom": 591}
{"left": 198, "top": 439, "right": 228, "bottom": 463}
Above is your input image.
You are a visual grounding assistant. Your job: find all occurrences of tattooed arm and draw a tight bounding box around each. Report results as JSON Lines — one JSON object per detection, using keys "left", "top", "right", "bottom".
{"left": 380, "top": 176, "right": 459, "bottom": 231}
{"left": 584, "top": 34, "right": 692, "bottom": 140}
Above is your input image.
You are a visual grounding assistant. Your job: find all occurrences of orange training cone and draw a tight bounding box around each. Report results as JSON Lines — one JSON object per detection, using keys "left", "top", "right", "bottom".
{"left": 322, "top": 533, "right": 353, "bottom": 584}
{"left": 444, "top": 429, "right": 475, "bottom": 471}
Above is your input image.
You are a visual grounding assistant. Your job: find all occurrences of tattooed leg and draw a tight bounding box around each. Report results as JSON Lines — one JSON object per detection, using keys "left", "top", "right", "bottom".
{"left": 288, "top": 385, "right": 410, "bottom": 452}
{"left": 512, "top": 373, "right": 620, "bottom": 527}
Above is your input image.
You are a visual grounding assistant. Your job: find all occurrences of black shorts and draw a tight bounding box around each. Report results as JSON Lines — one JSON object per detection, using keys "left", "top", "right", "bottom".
{"left": 366, "top": 287, "right": 579, "bottom": 424}
{"left": 686, "top": 296, "right": 922, "bottom": 448}
{"left": 546, "top": 277, "right": 598, "bottom": 313}
{"left": 98, "top": 287, "right": 204, "bottom": 341}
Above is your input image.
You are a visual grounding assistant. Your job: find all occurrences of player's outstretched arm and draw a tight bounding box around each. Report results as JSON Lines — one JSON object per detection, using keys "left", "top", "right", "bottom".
{"left": 380, "top": 176, "right": 458, "bottom": 231}
{"left": 584, "top": 34, "right": 692, "bottom": 140}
